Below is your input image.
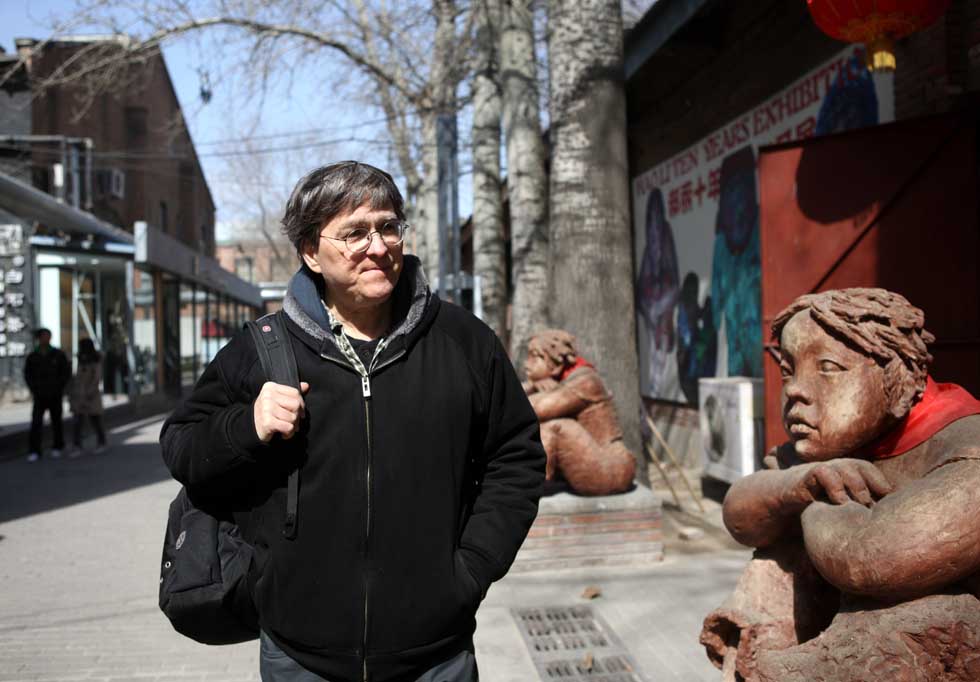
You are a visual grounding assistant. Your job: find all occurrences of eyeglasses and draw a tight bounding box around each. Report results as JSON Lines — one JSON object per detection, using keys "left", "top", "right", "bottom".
{"left": 321, "top": 220, "right": 409, "bottom": 253}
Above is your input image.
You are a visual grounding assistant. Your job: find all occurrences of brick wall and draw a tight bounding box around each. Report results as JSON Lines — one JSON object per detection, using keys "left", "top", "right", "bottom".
{"left": 628, "top": 0, "right": 980, "bottom": 177}
{"left": 23, "top": 40, "right": 215, "bottom": 255}
{"left": 215, "top": 239, "right": 296, "bottom": 284}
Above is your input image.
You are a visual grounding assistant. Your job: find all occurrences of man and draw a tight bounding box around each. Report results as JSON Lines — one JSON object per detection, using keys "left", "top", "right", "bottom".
{"left": 24, "top": 327, "right": 70, "bottom": 461}
{"left": 161, "top": 161, "right": 545, "bottom": 682}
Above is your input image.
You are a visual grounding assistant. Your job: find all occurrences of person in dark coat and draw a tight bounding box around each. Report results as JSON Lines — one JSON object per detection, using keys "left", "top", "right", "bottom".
{"left": 161, "top": 161, "right": 546, "bottom": 682}
{"left": 24, "top": 327, "right": 70, "bottom": 461}
{"left": 67, "top": 337, "right": 107, "bottom": 456}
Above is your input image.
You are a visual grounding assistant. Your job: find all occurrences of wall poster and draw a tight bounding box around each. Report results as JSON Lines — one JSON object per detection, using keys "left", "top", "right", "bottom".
{"left": 633, "top": 45, "right": 892, "bottom": 404}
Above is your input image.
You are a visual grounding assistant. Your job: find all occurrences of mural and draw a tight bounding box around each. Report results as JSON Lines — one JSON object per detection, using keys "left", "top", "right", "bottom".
{"left": 711, "top": 146, "right": 761, "bottom": 384}
{"left": 677, "top": 272, "right": 716, "bottom": 404}
{"left": 635, "top": 189, "right": 680, "bottom": 397}
{"left": 633, "top": 46, "right": 887, "bottom": 404}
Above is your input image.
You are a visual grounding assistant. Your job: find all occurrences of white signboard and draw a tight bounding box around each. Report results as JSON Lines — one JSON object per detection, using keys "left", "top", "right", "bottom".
{"left": 0, "top": 224, "right": 29, "bottom": 359}
{"left": 632, "top": 46, "right": 893, "bottom": 403}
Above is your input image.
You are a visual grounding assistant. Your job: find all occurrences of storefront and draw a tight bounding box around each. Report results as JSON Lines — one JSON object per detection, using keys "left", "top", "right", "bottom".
{"left": 625, "top": 0, "right": 980, "bottom": 474}
{"left": 0, "top": 171, "right": 260, "bottom": 405}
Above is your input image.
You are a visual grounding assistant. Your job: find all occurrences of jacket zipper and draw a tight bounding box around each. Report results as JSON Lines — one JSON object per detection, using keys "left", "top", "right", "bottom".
{"left": 322, "top": 348, "right": 406, "bottom": 682}
{"left": 361, "top": 350, "right": 406, "bottom": 682}
{"left": 362, "top": 374, "right": 371, "bottom": 682}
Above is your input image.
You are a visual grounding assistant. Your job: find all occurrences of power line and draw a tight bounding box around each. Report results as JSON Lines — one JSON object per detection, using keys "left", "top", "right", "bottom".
{"left": 191, "top": 114, "right": 399, "bottom": 147}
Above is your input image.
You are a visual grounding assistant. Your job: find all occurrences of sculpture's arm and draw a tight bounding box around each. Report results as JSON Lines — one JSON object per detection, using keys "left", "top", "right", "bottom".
{"left": 528, "top": 383, "right": 589, "bottom": 422}
{"left": 801, "top": 458, "right": 980, "bottom": 600}
{"left": 723, "top": 468, "right": 811, "bottom": 547}
{"left": 724, "top": 458, "right": 892, "bottom": 548}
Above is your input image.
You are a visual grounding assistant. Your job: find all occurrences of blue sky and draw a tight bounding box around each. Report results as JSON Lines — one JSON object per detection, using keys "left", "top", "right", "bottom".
{"left": 0, "top": 0, "right": 436, "bottom": 237}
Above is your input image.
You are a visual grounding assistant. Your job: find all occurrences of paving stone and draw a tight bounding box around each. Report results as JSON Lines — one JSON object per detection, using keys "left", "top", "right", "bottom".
{"left": 0, "top": 415, "right": 748, "bottom": 682}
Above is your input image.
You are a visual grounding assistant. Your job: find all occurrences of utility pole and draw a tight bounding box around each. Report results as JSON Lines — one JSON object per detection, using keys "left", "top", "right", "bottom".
{"left": 436, "top": 113, "right": 461, "bottom": 303}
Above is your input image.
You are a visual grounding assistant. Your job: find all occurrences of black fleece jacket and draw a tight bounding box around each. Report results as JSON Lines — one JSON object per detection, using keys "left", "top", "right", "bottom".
{"left": 160, "top": 257, "right": 545, "bottom": 682}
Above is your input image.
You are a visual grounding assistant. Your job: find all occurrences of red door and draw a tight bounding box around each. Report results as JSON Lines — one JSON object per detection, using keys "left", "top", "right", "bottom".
{"left": 759, "top": 109, "right": 980, "bottom": 450}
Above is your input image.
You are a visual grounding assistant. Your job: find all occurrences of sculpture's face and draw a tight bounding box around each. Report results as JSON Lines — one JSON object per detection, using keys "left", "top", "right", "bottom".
{"left": 525, "top": 345, "right": 559, "bottom": 382}
{"left": 778, "top": 311, "right": 895, "bottom": 461}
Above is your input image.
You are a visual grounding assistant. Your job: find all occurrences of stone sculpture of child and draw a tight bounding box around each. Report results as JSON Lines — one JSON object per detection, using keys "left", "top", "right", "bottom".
{"left": 701, "top": 288, "right": 980, "bottom": 682}
{"left": 523, "top": 330, "right": 636, "bottom": 496}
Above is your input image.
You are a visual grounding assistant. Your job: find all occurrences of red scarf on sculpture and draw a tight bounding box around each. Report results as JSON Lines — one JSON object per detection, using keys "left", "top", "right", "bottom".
{"left": 560, "top": 357, "right": 594, "bottom": 382}
{"left": 867, "top": 377, "right": 980, "bottom": 460}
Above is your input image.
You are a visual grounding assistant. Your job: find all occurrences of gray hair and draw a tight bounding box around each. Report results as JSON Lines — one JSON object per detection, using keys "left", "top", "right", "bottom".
{"left": 281, "top": 161, "right": 405, "bottom": 257}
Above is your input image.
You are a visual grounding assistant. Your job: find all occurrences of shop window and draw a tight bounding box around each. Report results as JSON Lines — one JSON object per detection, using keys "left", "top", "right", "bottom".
{"left": 132, "top": 267, "right": 157, "bottom": 395}
{"left": 235, "top": 257, "right": 254, "bottom": 283}
{"left": 193, "top": 285, "right": 206, "bottom": 380}
{"left": 179, "top": 282, "right": 197, "bottom": 388}
{"left": 201, "top": 289, "right": 219, "bottom": 365}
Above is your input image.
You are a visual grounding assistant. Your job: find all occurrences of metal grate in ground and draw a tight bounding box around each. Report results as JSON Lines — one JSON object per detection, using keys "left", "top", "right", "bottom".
{"left": 511, "top": 606, "right": 648, "bottom": 682}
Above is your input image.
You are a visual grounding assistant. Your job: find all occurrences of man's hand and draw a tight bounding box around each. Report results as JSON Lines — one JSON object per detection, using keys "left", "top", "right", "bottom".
{"left": 254, "top": 381, "right": 311, "bottom": 442}
{"left": 783, "top": 458, "right": 893, "bottom": 508}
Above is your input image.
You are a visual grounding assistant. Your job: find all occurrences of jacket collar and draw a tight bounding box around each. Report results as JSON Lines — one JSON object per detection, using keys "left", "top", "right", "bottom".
{"left": 282, "top": 254, "right": 433, "bottom": 352}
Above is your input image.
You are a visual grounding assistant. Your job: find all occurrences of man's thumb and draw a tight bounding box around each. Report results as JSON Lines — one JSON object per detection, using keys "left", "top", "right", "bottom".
{"left": 300, "top": 381, "right": 311, "bottom": 394}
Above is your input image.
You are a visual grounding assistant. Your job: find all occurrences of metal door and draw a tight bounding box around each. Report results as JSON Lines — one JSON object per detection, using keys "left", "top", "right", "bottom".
{"left": 758, "top": 109, "right": 980, "bottom": 450}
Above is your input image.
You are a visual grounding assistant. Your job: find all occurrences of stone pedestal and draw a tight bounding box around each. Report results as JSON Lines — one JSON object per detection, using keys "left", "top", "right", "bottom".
{"left": 512, "top": 485, "right": 664, "bottom": 572}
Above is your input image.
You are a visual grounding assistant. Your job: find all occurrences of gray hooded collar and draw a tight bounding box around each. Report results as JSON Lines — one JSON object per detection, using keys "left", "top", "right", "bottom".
{"left": 282, "top": 254, "right": 431, "bottom": 348}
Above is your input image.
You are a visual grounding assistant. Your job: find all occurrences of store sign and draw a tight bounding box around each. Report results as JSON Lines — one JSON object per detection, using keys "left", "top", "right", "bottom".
{"left": 0, "top": 224, "right": 29, "bottom": 358}
{"left": 631, "top": 45, "right": 893, "bottom": 404}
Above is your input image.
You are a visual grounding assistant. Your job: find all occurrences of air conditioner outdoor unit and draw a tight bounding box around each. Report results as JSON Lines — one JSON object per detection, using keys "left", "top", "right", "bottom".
{"left": 698, "top": 377, "right": 764, "bottom": 484}
{"left": 109, "top": 168, "right": 125, "bottom": 199}
{"left": 96, "top": 168, "right": 125, "bottom": 199}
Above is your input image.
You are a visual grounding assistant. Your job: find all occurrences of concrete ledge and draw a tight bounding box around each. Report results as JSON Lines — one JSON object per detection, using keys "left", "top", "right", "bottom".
{"left": 537, "top": 483, "right": 664, "bottom": 514}
{"left": 514, "top": 484, "right": 665, "bottom": 572}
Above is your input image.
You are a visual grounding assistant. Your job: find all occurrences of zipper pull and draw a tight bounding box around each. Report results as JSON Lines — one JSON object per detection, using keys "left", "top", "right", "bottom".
{"left": 361, "top": 375, "right": 371, "bottom": 399}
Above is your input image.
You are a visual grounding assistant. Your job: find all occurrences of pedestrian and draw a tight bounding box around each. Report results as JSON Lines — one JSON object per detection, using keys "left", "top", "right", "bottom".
{"left": 24, "top": 327, "right": 70, "bottom": 461}
{"left": 67, "top": 337, "right": 107, "bottom": 456}
{"left": 161, "top": 161, "right": 546, "bottom": 682}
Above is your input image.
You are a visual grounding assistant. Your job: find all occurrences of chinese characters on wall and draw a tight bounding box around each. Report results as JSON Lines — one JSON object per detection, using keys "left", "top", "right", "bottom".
{"left": 0, "top": 224, "right": 30, "bottom": 359}
{"left": 632, "top": 46, "right": 891, "bottom": 404}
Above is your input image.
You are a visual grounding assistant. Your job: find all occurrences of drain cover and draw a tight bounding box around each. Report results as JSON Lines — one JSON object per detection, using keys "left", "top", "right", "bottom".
{"left": 511, "top": 606, "right": 648, "bottom": 681}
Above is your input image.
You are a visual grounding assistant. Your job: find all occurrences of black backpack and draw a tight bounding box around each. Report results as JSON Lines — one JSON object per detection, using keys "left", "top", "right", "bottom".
{"left": 158, "top": 310, "right": 300, "bottom": 645}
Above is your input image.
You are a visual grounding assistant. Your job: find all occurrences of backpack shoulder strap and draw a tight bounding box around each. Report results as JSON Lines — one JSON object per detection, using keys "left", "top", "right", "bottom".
{"left": 245, "top": 309, "right": 301, "bottom": 540}
{"left": 246, "top": 310, "right": 300, "bottom": 389}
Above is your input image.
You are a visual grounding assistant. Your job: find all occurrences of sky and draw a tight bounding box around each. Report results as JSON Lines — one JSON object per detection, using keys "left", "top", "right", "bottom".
{"left": 0, "top": 0, "right": 447, "bottom": 240}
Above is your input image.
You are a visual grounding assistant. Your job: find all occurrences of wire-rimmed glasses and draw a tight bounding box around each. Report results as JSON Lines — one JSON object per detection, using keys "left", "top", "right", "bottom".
{"left": 322, "top": 220, "right": 409, "bottom": 253}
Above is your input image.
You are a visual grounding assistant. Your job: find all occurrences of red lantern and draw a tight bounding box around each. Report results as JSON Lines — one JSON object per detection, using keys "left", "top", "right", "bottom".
{"left": 807, "top": 0, "right": 951, "bottom": 71}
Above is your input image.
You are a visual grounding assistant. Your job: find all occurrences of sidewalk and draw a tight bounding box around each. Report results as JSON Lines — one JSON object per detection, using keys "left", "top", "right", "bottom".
{"left": 0, "top": 415, "right": 746, "bottom": 682}
{"left": 0, "top": 396, "right": 130, "bottom": 433}
{"left": 0, "top": 394, "right": 172, "bottom": 462}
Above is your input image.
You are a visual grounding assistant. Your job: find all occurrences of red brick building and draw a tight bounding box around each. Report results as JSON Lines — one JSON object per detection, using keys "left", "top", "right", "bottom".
{"left": 0, "top": 36, "right": 258, "bottom": 403}
{"left": 2, "top": 35, "right": 215, "bottom": 254}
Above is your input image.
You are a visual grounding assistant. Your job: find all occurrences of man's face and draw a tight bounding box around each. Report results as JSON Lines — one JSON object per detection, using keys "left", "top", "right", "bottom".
{"left": 302, "top": 202, "right": 403, "bottom": 312}
{"left": 37, "top": 332, "right": 51, "bottom": 348}
{"left": 778, "top": 311, "right": 895, "bottom": 461}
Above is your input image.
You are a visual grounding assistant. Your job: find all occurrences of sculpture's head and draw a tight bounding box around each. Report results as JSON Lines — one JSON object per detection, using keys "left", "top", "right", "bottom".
{"left": 526, "top": 330, "right": 577, "bottom": 382}
{"left": 770, "top": 288, "right": 934, "bottom": 462}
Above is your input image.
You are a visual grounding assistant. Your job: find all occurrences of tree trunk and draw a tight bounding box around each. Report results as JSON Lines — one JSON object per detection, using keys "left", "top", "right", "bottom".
{"left": 501, "top": 0, "right": 549, "bottom": 368}
{"left": 546, "top": 0, "right": 644, "bottom": 475}
{"left": 471, "top": 0, "right": 508, "bottom": 341}
{"left": 417, "top": 112, "right": 440, "bottom": 280}
{"left": 416, "top": 0, "right": 459, "bottom": 285}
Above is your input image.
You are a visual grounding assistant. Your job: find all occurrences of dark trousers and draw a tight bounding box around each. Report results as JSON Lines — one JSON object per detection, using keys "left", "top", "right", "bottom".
{"left": 73, "top": 413, "right": 106, "bottom": 447}
{"left": 29, "top": 395, "right": 65, "bottom": 453}
{"left": 259, "top": 631, "right": 478, "bottom": 682}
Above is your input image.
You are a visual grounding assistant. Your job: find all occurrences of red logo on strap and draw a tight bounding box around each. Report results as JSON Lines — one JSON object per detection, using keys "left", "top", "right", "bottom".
{"left": 262, "top": 325, "right": 272, "bottom": 333}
